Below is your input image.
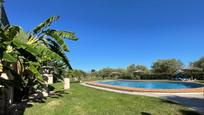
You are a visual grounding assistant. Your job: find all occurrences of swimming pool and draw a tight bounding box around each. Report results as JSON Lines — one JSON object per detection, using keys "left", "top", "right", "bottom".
{"left": 86, "top": 80, "right": 204, "bottom": 93}
{"left": 97, "top": 80, "right": 204, "bottom": 89}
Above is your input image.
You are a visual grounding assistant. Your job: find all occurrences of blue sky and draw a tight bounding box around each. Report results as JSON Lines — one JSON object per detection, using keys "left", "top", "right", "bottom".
{"left": 4, "top": 0, "right": 204, "bottom": 71}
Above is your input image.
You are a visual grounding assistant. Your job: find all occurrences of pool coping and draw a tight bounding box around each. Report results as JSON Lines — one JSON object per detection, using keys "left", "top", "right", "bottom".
{"left": 85, "top": 80, "right": 204, "bottom": 93}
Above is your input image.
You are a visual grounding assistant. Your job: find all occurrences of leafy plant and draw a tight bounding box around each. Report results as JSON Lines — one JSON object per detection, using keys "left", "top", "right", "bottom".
{"left": 0, "top": 16, "right": 78, "bottom": 102}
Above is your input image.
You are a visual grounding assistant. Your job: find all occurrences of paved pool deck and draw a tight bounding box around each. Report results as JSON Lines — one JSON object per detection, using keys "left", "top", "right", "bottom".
{"left": 81, "top": 83, "right": 204, "bottom": 115}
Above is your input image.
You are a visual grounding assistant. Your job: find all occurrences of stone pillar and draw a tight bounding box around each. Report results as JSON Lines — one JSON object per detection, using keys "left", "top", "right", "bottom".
{"left": 64, "top": 78, "right": 70, "bottom": 90}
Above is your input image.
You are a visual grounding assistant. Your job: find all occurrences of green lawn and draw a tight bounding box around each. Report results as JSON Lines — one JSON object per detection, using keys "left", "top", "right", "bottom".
{"left": 25, "top": 83, "right": 200, "bottom": 115}
{"left": 197, "top": 80, "right": 204, "bottom": 83}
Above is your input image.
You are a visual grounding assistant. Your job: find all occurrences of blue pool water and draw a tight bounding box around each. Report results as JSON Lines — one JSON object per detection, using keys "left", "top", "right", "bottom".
{"left": 97, "top": 80, "right": 204, "bottom": 89}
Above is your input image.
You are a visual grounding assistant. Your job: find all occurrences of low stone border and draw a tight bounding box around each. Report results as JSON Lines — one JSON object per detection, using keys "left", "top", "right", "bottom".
{"left": 85, "top": 81, "right": 204, "bottom": 93}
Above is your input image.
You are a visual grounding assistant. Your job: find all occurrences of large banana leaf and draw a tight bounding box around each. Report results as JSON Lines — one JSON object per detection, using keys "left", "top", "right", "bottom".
{"left": 13, "top": 36, "right": 40, "bottom": 57}
{"left": 45, "top": 29, "right": 68, "bottom": 51}
{"left": 6, "top": 26, "right": 21, "bottom": 40}
{"left": 3, "top": 52, "right": 17, "bottom": 63}
{"left": 33, "top": 16, "right": 59, "bottom": 34}
{"left": 37, "top": 44, "right": 62, "bottom": 61}
{"left": 16, "top": 48, "right": 38, "bottom": 62}
{"left": 27, "top": 61, "right": 43, "bottom": 82}
{"left": 46, "top": 39, "right": 72, "bottom": 69}
{"left": 55, "top": 30, "right": 78, "bottom": 41}
{"left": 47, "top": 29, "right": 78, "bottom": 40}
{"left": 25, "top": 45, "right": 41, "bottom": 56}
{"left": 45, "top": 29, "right": 78, "bottom": 51}
{"left": 12, "top": 28, "right": 28, "bottom": 49}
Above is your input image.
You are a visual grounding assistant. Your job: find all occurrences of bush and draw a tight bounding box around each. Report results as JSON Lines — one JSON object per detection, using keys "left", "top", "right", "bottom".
{"left": 133, "top": 75, "right": 141, "bottom": 79}
{"left": 177, "top": 72, "right": 204, "bottom": 80}
{"left": 120, "top": 73, "right": 204, "bottom": 80}
{"left": 140, "top": 73, "right": 174, "bottom": 79}
{"left": 119, "top": 73, "right": 174, "bottom": 80}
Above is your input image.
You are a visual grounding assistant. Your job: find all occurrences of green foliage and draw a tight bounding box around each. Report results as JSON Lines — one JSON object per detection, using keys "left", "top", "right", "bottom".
{"left": 139, "top": 73, "right": 174, "bottom": 79}
{"left": 51, "top": 61, "right": 68, "bottom": 82}
{"left": 92, "top": 62, "right": 182, "bottom": 80}
{"left": 127, "top": 64, "right": 149, "bottom": 73}
{"left": 127, "top": 64, "right": 136, "bottom": 73}
{"left": 0, "top": 16, "right": 78, "bottom": 102}
{"left": 89, "top": 69, "right": 97, "bottom": 77}
{"left": 191, "top": 57, "right": 204, "bottom": 71}
{"left": 135, "top": 65, "right": 149, "bottom": 73}
{"left": 33, "top": 16, "right": 59, "bottom": 34}
{"left": 97, "top": 67, "right": 113, "bottom": 79}
{"left": 31, "top": 16, "right": 78, "bottom": 68}
{"left": 45, "top": 29, "right": 78, "bottom": 51}
{"left": 27, "top": 61, "right": 43, "bottom": 82}
{"left": 0, "top": 26, "right": 45, "bottom": 100}
{"left": 69, "top": 69, "right": 87, "bottom": 81}
{"left": 151, "top": 59, "right": 183, "bottom": 74}
{"left": 3, "top": 52, "right": 17, "bottom": 62}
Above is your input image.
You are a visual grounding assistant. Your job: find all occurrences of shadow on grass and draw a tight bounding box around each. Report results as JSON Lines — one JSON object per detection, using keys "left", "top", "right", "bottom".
{"left": 49, "top": 90, "right": 70, "bottom": 98}
{"left": 161, "top": 96, "right": 204, "bottom": 115}
{"left": 164, "top": 96, "right": 204, "bottom": 108}
{"left": 142, "top": 97, "right": 202, "bottom": 115}
{"left": 160, "top": 99, "right": 179, "bottom": 105}
{"left": 70, "top": 81, "right": 80, "bottom": 83}
{"left": 179, "top": 109, "right": 202, "bottom": 115}
{"left": 28, "top": 92, "right": 47, "bottom": 103}
{"left": 7, "top": 89, "right": 70, "bottom": 115}
{"left": 141, "top": 112, "right": 152, "bottom": 115}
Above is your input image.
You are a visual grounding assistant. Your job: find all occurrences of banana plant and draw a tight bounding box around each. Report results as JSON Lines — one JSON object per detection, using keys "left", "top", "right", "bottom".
{"left": 0, "top": 16, "right": 78, "bottom": 101}
{"left": 32, "top": 16, "right": 78, "bottom": 69}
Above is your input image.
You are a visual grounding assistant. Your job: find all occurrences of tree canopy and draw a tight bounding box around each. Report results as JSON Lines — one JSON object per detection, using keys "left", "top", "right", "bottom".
{"left": 127, "top": 64, "right": 149, "bottom": 73}
{"left": 191, "top": 57, "right": 204, "bottom": 71}
{"left": 151, "top": 59, "right": 183, "bottom": 74}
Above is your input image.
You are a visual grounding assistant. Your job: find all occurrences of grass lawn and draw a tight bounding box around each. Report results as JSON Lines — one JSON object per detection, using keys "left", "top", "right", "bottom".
{"left": 25, "top": 83, "right": 200, "bottom": 115}
{"left": 197, "top": 80, "right": 204, "bottom": 83}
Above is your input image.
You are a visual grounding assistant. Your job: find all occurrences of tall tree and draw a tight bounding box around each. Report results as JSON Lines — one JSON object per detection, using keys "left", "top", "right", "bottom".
{"left": 191, "top": 57, "right": 204, "bottom": 71}
{"left": 135, "top": 65, "right": 149, "bottom": 73}
{"left": 98, "top": 68, "right": 113, "bottom": 79}
{"left": 151, "top": 59, "right": 183, "bottom": 74}
{"left": 71, "top": 69, "right": 86, "bottom": 81}
{"left": 127, "top": 64, "right": 149, "bottom": 73}
{"left": 127, "top": 64, "right": 136, "bottom": 73}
